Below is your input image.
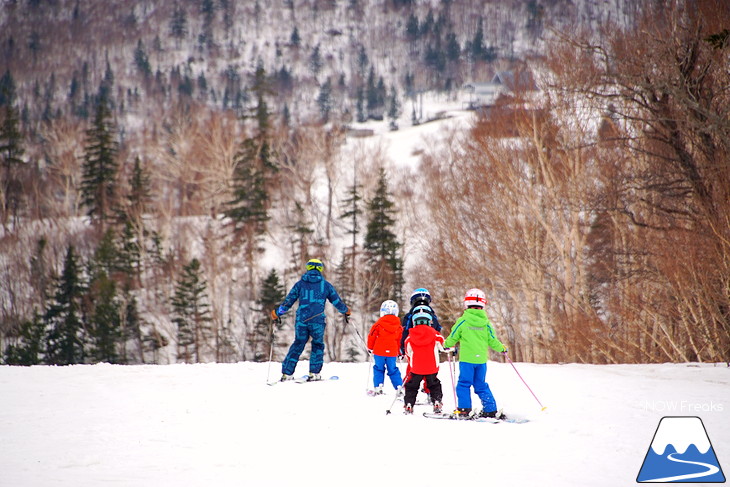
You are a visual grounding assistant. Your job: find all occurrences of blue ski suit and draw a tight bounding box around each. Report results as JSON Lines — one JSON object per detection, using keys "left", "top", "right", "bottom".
{"left": 277, "top": 270, "right": 348, "bottom": 375}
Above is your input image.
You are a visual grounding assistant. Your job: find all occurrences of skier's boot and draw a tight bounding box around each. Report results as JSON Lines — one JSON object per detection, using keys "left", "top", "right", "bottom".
{"left": 280, "top": 374, "right": 293, "bottom": 382}
{"left": 478, "top": 410, "right": 498, "bottom": 418}
{"left": 453, "top": 407, "right": 471, "bottom": 419}
{"left": 432, "top": 401, "right": 443, "bottom": 414}
{"left": 404, "top": 403, "right": 414, "bottom": 415}
{"left": 307, "top": 373, "right": 322, "bottom": 381}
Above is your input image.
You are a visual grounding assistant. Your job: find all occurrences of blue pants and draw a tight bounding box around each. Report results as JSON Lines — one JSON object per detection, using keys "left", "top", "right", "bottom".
{"left": 373, "top": 355, "right": 402, "bottom": 389}
{"left": 282, "top": 322, "right": 325, "bottom": 375}
{"left": 456, "top": 362, "right": 497, "bottom": 412}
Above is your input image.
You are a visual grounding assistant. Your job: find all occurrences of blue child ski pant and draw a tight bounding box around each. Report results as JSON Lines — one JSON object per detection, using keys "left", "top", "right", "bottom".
{"left": 372, "top": 355, "right": 402, "bottom": 389}
{"left": 282, "top": 322, "right": 326, "bottom": 375}
{"left": 456, "top": 362, "right": 497, "bottom": 412}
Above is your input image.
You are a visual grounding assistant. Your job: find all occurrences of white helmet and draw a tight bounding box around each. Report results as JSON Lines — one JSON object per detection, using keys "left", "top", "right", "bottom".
{"left": 379, "top": 300, "right": 399, "bottom": 317}
{"left": 464, "top": 288, "right": 487, "bottom": 309}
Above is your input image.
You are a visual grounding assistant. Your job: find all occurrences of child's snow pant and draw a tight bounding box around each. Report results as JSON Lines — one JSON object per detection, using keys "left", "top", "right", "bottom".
{"left": 403, "top": 372, "right": 442, "bottom": 406}
{"left": 373, "top": 355, "right": 402, "bottom": 389}
{"left": 282, "top": 321, "right": 326, "bottom": 375}
{"left": 456, "top": 362, "right": 497, "bottom": 412}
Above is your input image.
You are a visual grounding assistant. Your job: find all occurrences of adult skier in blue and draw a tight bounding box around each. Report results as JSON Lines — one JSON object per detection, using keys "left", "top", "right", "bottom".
{"left": 270, "top": 259, "right": 350, "bottom": 381}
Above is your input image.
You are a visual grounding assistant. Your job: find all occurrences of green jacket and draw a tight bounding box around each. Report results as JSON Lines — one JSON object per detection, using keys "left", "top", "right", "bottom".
{"left": 444, "top": 308, "right": 505, "bottom": 364}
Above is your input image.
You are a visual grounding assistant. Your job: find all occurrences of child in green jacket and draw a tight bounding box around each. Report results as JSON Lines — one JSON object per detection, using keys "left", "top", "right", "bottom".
{"left": 444, "top": 288, "right": 506, "bottom": 418}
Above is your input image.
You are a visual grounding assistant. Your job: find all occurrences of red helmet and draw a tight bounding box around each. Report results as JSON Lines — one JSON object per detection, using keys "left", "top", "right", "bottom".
{"left": 464, "top": 288, "right": 487, "bottom": 309}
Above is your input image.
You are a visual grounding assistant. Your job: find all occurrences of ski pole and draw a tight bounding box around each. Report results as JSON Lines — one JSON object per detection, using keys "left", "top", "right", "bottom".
{"left": 346, "top": 316, "right": 369, "bottom": 352}
{"left": 446, "top": 350, "right": 458, "bottom": 409}
{"left": 504, "top": 352, "right": 547, "bottom": 411}
{"left": 266, "top": 316, "right": 280, "bottom": 384}
{"left": 365, "top": 350, "right": 374, "bottom": 391}
{"left": 385, "top": 373, "right": 409, "bottom": 415}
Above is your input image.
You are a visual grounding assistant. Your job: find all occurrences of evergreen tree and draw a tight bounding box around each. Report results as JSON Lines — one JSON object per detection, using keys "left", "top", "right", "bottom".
{"left": 134, "top": 39, "right": 152, "bottom": 77}
{"left": 171, "top": 258, "right": 212, "bottom": 363}
{"left": 288, "top": 201, "right": 314, "bottom": 269}
{"left": 225, "top": 138, "right": 272, "bottom": 236}
{"left": 253, "top": 269, "right": 286, "bottom": 361}
{"left": 3, "top": 312, "right": 45, "bottom": 366}
{"left": 355, "top": 86, "right": 366, "bottom": 123}
{"left": 170, "top": 5, "right": 188, "bottom": 46}
{"left": 309, "top": 44, "right": 323, "bottom": 77}
{"left": 387, "top": 85, "right": 400, "bottom": 130}
{"left": 290, "top": 27, "right": 301, "bottom": 47}
{"left": 340, "top": 177, "right": 363, "bottom": 272}
{"left": 445, "top": 32, "right": 461, "bottom": 62}
{"left": 0, "top": 71, "right": 25, "bottom": 229}
{"left": 81, "top": 90, "right": 119, "bottom": 228}
{"left": 45, "top": 246, "right": 87, "bottom": 365}
{"left": 87, "top": 267, "right": 122, "bottom": 363}
{"left": 363, "top": 168, "right": 403, "bottom": 306}
{"left": 317, "top": 78, "right": 332, "bottom": 121}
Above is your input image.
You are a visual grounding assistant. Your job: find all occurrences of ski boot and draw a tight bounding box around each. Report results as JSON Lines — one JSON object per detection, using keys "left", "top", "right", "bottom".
{"left": 280, "top": 374, "right": 293, "bottom": 382}
{"left": 404, "top": 403, "right": 414, "bottom": 415}
{"left": 374, "top": 384, "right": 384, "bottom": 395}
{"left": 478, "top": 410, "right": 498, "bottom": 418}
{"left": 307, "top": 373, "right": 322, "bottom": 381}
{"left": 453, "top": 407, "right": 471, "bottom": 419}
{"left": 432, "top": 401, "right": 443, "bottom": 414}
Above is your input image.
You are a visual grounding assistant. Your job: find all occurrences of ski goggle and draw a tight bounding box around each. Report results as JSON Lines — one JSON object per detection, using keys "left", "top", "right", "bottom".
{"left": 306, "top": 259, "right": 324, "bottom": 272}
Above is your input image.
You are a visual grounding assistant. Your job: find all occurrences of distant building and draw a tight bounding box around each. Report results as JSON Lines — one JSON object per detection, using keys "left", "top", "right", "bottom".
{"left": 463, "top": 69, "right": 537, "bottom": 109}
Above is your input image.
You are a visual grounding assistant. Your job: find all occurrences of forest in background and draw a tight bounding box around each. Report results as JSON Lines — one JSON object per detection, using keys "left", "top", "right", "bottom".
{"left": 1, "top": 0, "right": 728, "bottom": 365}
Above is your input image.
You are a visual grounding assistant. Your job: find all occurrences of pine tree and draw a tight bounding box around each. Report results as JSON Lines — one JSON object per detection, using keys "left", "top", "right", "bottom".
{"left": 170, "top": 5, "right": 188, "bottom": 47}
{"left": 309, "top": 44, "right": 323, "bottom": 77}
{"left": 134, "top": 39, "right": 152, "bottom": 77}
{"left": 253, "top": 269, "right": 286, "bottom": 361}
{"left": 317, "top": 78, "right": 332, "bottom": 121}
{"left": 171, "top": 258, "right": 212, "bottom": 363}
{"left": 363, "top": 168, "right": 404, "bottom": 307}
{"left": 3, "top": 312, "right": 45, "bottom": 366}
{"left": 288, "top": 201, "right": 314, "bottom": 269}
{"left": 340, "top": 177, "right": 363, "bottom": 280}
{"left": 81, "top": 90, "right": 119, "bottom": 228}
{"left": 387, "top": 85, "right": 400, "bottom": 130}
{"left": 290, "top": 27, "right": 301, "bottom": 47}
{"left": 0, "top": 70, "right": 25, "bottom": 229}
{"left": 45, "top": 246, "right": 87, "bottom": 365}
{"left": 88, "top": 269, "right": 122, "bottom": 363}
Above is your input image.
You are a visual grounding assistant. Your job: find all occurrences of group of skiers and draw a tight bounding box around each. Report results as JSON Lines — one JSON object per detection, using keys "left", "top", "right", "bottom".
{"left": 271, "top": 258, "right": 507, "bottom": 418}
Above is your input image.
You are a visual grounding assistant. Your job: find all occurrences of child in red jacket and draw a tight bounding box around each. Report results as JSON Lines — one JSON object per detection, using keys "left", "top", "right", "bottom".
{"left": 367, "top": 300, "right": 403, "bottom": 394}
{"left": 403, "top": 306, "right": 444, "bottom": 414}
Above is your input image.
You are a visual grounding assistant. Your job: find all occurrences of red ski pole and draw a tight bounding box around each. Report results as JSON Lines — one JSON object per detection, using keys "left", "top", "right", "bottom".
{"left": 504, "top": 352, "right": 547, "bottom": 411}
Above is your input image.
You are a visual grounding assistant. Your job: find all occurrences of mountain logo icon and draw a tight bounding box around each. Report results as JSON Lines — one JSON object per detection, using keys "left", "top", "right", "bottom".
{"left": 637, "top": 416, "right": 725, "bottom": 483}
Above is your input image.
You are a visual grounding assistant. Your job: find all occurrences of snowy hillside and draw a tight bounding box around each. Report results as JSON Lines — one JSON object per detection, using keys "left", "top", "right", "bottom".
{"left": 1, "top": 360, "right": 728, "bottom": 486}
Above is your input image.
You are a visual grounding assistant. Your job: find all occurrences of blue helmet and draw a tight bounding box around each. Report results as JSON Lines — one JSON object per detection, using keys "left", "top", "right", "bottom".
{"left": 410, "top": 288, "right": 431, "bottom": 306}
{"left": 411, "top": 305, "right": 432, "bottom": 325}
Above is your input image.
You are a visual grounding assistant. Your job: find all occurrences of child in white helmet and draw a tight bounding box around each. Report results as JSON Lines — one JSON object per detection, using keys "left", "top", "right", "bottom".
{"left": 366, "top": 300, "right": 403, "bottom": 394}
{"left": 444, "top": 288, "right": 507, "bottom": 418}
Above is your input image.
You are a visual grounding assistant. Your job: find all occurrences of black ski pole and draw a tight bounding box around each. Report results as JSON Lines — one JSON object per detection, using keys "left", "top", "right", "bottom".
{"left": 385, "top": 372, "right": 410, "bottom": 415}
{"left": 266, "top": 315, "right": 281, "bottom": 384}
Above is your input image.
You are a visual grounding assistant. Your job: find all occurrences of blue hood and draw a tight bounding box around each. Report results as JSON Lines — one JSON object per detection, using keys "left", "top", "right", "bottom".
{"left": 301, "top": 270, "right": 323, "bottom": 283}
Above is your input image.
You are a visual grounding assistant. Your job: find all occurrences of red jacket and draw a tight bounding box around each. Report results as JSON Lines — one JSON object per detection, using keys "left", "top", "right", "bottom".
{"left": 367, "top": 315, "right": 402, "bottom": 357}
{"left": 404, "top": 324, "right": 444, "bottom": 375}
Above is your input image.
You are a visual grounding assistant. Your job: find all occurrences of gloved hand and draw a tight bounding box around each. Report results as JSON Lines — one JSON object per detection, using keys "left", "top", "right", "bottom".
{"left": 344, "top": 307, "right": 351, "bottom": 323}
{"left": 271, "top": 309, "right": 282, "bottom": 324}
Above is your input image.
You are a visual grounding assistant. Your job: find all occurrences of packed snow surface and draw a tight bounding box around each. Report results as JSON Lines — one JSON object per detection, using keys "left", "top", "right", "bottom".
{"left": 1, "top": 361, "right": 728, "bottom": 486}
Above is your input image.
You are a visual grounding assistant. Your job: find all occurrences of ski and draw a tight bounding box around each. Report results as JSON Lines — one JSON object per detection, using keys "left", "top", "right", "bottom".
{"left": 366, "top": 389, "right": 385, "bottom": 396}
{"left": 294, "top": 375, "right": 339, "bottom": 383}
{"left": 422, "top": 411, "right": 530, "bottom": 424}
{"left": 267, "top": 375, "right": 339, "bottom": 386}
